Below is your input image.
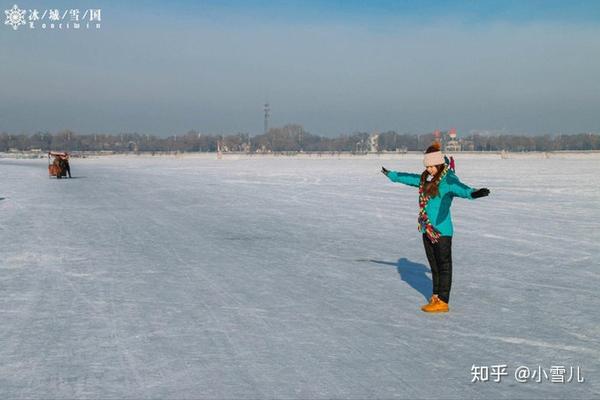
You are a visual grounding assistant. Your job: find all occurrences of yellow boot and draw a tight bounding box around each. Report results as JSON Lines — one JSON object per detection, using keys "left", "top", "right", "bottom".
{"left": 420, "top": 295, "right": 438, "bottom": 311}
{"left": 422, "top": 296, "right": 449, "bottom": 313}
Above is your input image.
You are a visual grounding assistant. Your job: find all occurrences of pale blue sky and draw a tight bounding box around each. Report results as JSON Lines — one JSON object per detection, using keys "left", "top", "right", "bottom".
{"left": 1, "top": 0, "right": 599, "bottom": 136}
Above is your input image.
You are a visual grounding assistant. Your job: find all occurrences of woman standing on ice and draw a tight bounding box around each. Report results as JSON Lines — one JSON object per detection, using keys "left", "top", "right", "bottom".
{"left": 381, "top": 142, "right": 489, "bottom": 313}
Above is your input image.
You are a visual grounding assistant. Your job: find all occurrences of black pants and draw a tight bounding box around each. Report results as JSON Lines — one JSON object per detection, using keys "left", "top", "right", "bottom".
{"left": 422, "top": 234, "right": 453, "bottom": 304}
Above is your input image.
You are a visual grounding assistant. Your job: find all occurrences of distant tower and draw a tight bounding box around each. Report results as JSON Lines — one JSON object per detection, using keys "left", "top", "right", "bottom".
{"left": 433, "top": 129, "right": 441, "bottom": 144}
{"left": 445, "top": 128, "right": 461, "bottom": 152}
{"left": 264, "top": 102, "right": 270, "bottom": 135}
{"left": 369, "top": 132, "right": 380, "bottom": 152}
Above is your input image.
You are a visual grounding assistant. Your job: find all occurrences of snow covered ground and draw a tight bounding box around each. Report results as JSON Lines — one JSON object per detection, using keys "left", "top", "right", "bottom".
{"left": 1, "top": 155, "right": 599, "bottom": 399}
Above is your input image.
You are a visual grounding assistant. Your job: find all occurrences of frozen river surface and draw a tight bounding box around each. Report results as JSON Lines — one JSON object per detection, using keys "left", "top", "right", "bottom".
{"left": 1, "top": 155, "right": 599, "bottom": 398}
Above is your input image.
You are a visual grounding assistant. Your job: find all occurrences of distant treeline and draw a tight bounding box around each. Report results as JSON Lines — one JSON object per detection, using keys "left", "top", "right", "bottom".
{"left": 1, "top": 125, "right": 599, "bottom": 152}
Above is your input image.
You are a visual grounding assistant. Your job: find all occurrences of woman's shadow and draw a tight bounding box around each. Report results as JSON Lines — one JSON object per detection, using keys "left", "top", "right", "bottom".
{"left": 368, "top": 258, "right": 431, "bottom": 301}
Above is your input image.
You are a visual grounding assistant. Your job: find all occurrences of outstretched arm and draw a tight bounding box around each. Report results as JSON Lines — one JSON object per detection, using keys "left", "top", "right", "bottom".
{"left": 381, "top": 166, "right": 420, "bottom": 187}
{"left": 447, "top": 175, "right": 490, "bottom": 199}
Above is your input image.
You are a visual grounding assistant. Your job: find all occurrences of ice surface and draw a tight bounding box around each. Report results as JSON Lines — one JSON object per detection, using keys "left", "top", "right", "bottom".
{"left": 1, "top": 155, "right": 599, "bottom": 398}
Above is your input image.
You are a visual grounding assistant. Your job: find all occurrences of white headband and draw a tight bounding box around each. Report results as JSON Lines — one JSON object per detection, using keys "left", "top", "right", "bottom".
{"left": 423, "top": 151, "right": 444, "bottom": 167}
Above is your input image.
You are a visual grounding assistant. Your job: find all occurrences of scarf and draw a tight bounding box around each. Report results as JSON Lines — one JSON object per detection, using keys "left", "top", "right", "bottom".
{"left": 418, "top": 165, "right": 450, "bottom": 243}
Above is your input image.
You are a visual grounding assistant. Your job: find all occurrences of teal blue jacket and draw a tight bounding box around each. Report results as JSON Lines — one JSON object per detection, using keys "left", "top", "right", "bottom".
{"left": 387, "top": 170, "right": 475, "bottom": 236}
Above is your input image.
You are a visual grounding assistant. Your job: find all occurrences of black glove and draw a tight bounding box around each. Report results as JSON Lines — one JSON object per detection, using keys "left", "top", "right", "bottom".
{"left": 381, "top": 166, "right": 390, "bottom": 176}
{"left": 471, "top": 188, "right": 490, "bottom": 198}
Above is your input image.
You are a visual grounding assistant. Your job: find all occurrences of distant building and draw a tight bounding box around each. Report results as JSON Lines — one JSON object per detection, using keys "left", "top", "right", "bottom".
{"left": 445, "top": 128, "right": 461, "bottom": 152}
{"left": 460, "top": 138, "right": 475, "bottom": 151}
